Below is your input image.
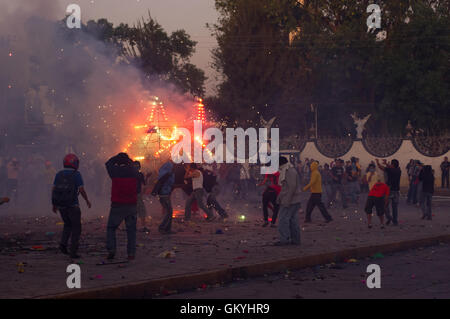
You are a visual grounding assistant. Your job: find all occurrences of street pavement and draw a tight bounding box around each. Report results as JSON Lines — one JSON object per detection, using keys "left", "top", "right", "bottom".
{"left": 163, "top": 243, "right": 450, "bottom": 299}
{"left": 0, "top": 189, "right": 449, "bottom": 298}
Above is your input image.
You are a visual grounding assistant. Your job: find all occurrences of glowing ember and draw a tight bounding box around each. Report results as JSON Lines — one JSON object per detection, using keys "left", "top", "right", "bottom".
{"left": 123, "top": 96, "right": 212, "bottom": 161}
{"left": 195, "top": 97, "right": 206, "bottom": 123}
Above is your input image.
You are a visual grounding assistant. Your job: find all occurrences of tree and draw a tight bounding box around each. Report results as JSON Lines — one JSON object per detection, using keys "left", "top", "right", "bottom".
{"left": 372, "top": 1, "right": 450, "bottom": 135}
{"left": 82, "top": 15, "right": 207, "bottom": 97}
{"left": 210, "top": 0, "right": 450, "bottom": 136}
{"left": 210, "top": 0, "right": 304, "bottom": 132}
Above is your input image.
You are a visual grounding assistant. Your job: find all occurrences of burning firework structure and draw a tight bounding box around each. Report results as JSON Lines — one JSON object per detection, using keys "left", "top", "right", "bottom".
{"left": 123, "top": 96, "right": 212, "bottom": 172}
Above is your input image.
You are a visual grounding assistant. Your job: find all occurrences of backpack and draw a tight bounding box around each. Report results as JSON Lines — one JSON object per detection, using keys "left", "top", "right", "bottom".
{"left": 52, "top": 171, "right": 78, "bottom": 207}
{"left": 202, "top": 169, "right": 217, "bottom": 193}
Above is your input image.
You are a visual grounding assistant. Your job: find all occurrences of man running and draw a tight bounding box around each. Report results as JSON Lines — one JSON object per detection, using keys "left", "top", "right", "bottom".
{"left": 303, "top": 161, "right": 333, "bottom": 223}
{"left": 184, "top": 163, "right": 214, "bottom": 221}
{"left": 154, "top": 159, "right": 176, "bottom": 234}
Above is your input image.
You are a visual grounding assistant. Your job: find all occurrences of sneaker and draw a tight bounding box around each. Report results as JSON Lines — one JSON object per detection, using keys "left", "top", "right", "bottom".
{"left": 142, "top": 227, "right": 150, "bottom": 233}
{"left": 380, "top": 225, "right": 385, "bottom": 229}
{"left": 262, "top": 221, "right": 269, "bottom": 227}
{"left": 368, "top": 225, "right": 372, "bottom": 229}
{"left": 107, "top": 252, "right": 115, "bottom": 260}
{"left": 325, "top": 218, "right": 333, "bottom": 223}
{"left": 386, "top": 218, "right": 392, "bottom": 225}
{"left": 59, "top": 244, "right": 69, "bottom": 255}
{"left": 128, "top": 255, "right": 135, "bottom": 261}
{"left": 205, "top": 216, "right": 216, "bottom": 222}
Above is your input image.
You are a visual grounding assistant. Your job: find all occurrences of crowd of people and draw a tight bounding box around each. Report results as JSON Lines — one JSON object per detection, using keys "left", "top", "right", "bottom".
{"left": 0, "top": 151, "right": 447, "bottom": 258}
{"left": 0, "top": 155, "right": 108, "bottom": 209}
{"left": 295, "top": 156, "right": 445, "bottom": 222}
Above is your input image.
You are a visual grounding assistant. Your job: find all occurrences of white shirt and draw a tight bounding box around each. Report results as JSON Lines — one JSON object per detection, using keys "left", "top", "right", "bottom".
{"left": 366, "top": 171, "right": 379, "bottom": 190}
{"left": 192, "top": 170, "right": 204, "bottom": 190}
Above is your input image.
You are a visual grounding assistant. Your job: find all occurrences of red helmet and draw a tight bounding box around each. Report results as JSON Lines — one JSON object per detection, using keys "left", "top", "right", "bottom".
{"left": 63, "top": 154, "right": 79, "bottom": 170}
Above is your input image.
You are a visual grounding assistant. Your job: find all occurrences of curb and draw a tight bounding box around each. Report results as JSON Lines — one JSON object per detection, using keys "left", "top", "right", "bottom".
{"left": 37, "top": 234, "right": 450, "bottom": 299}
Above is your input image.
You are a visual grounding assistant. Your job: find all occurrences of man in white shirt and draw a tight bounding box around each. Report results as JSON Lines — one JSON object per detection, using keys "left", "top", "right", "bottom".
{"left": 184, "top": 163, "right": 214, "bottom": 221}
{"left": 364, "top": 163, "right": 379, "bottom": 191}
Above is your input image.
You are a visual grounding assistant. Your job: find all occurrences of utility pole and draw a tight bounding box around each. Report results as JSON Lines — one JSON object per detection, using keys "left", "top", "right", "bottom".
{"left": 315, "top": 104, "right": 318, "bottom": 139}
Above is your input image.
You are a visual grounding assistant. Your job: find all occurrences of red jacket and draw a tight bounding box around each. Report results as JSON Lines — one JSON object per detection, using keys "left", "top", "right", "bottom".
{"left": 368, "top": 182, "right": 390, "bottom": 198}
{"left": 262, "top": 172, "right": 281, "bottom": 195}
{"left": 105, "top": 156, "right": 139, "bottom": 205}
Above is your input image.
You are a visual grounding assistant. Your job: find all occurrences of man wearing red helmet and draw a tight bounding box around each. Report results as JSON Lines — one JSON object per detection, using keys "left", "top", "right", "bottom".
{"left": 52, "top": 154, "right": 92, "bottom": 259}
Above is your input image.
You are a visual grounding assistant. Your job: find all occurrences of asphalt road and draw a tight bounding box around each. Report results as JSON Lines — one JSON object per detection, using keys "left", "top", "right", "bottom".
{"left": 162, "top": 243, "right": 450, "bottom": 299}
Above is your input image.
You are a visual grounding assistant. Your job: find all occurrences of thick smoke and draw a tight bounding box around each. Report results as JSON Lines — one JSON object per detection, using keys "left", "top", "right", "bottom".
{"left": 0, "top": 0, "right": 197, "bottom": 214}
{"left": 1, "top": 0, "right": 197, "bottom": 156}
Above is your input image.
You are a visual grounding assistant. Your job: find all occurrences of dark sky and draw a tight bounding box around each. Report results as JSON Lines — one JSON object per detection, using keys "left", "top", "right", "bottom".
{"left": 56, "top": 0, "right": 219, "bottom": 94}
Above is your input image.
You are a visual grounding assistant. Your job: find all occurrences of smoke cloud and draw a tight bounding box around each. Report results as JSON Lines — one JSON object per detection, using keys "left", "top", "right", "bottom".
{"left": 0, "top": 0, "right": 199, "bottom": 214}
{"left": 0, "top": 0, "right": 197, "bottom": 161}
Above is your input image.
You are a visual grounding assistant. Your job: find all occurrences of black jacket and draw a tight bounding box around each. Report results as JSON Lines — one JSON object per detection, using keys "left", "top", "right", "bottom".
{"left": 419, "top": 166, "right": 434, "bottom": 194}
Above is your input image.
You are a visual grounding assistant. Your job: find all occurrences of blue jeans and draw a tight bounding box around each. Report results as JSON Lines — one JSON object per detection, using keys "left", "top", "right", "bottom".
{"left": 322, "top": 184, "right": 331, "bottom": 206}
{"left": 278, "top": 203, "right": 301, "bottom": 245}
{"left": 185, "top": 188, "right": 213, "bottom": 219}
{"left": 346, "top": 181, "right": 359, "bottom": 203}
{"left": 59, "top": 206, "right": 81, "bottom": 254}
{"left": 106, "top": 205, "right": 137, "bottom": 256}
{"left": 407, "top": 181, "right": 418, "bottom": 204}
{"left": 207, "top": 185, "right": 227, "bottom": 217}
{"left": 159, "top": 195, "right": 173, "bottom": 232}
{"left": 385, "top": 191, "right": 399, "bottom": 224}
{"left": 420, "top": 192, "right": 432, "bottom": 219}
{"left": 330, "top": 184, "right": 347, "bottom": 208}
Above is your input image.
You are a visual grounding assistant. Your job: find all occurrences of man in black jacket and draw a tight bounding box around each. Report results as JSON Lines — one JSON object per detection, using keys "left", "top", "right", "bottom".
{"left": 441, "top": 157, "right": 449, "bottom": 189}
{"left": 419, "top": 165, "right": 434, "bottom": 220}
{"left": 376, "top": 158, "right": 401, "bottom": 226}
{"left": 200, "top": 166, "right": 228, "bottom": 219}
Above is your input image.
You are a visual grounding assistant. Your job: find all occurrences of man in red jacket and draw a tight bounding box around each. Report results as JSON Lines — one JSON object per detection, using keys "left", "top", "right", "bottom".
{"left": 105, "top": 153, "right": 139, "bottom": 260}
{"left": 365, "top": 178, "right": 390, "bottom": 229}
